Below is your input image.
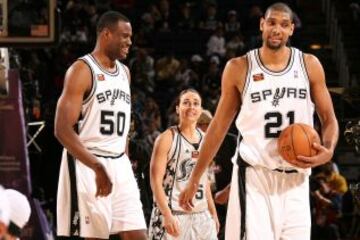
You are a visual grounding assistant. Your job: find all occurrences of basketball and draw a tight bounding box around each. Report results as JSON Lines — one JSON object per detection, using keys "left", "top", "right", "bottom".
{"left": 277, "top": 123, "right": 321, "bottom": 163}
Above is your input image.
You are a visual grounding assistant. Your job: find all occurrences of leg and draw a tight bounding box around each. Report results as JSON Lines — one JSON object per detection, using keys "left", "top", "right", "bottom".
{"left": 110, "top": 156, "right": 147, "bottom": 236}
{"left": 119, "top": 229, "right": 148, "bottom": 240}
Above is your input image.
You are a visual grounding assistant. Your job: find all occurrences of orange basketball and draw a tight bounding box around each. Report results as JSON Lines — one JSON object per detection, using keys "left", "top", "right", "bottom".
{"left": 277, "top": 123, "right": 321, "bottom": 163}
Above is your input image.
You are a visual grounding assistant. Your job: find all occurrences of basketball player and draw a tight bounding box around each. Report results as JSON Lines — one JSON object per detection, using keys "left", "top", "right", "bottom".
{"left": 149, "top": 89, "right": 219, "bottom": 240}
{"left": 179, "top": 3, "right": 339, "bottom": 240}
{"left": 54, "top": 11, "right": 147, "bottom": 239}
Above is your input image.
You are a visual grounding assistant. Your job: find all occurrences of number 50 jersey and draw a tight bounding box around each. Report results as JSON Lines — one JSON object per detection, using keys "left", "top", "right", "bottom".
{"left": 235, "top": 48, "right": 314, "bottom": 172}
{"left": 77, "top": 54, "right": 131, "bottom": 156}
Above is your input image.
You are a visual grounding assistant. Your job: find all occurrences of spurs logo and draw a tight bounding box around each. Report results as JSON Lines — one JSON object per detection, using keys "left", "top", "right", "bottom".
{"left": 176, "top": 159, "right": 195, "bottom": 181}
{"left": 272, "top": 87, "right": 286, "bottom": 107}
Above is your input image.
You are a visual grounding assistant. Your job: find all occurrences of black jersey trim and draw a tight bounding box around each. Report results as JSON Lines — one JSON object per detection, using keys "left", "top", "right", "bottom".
{"left": 177, "top": 126, "right": 203, "bottom": 147}
{"left": 88, "top": 54, "right": 120, "bottom": 76}
{"left": 255, "top": 47, "right": 295, "bottom": 76}
{"left": 168, "top": 126, "right": 179, "bottom": 162}
{"left": 242, "top": 53, "right": 252, "bottom": 98}
{"left": 168, "top": 132, "right": 182, "bottom": 210}
{"left": 94, "top": 152, "right": 125, "bottom": 159}
{"left": 299, "top": 52, "right": 310, "bottom": 83}
{"left": 119, "top": 62, "right": 130, "bottom": 83}
{"left": 67, "top": 152, "right": 80, "bottom": 236}
{"left": 78, "top": 58, "right": 97, "bottom": 105}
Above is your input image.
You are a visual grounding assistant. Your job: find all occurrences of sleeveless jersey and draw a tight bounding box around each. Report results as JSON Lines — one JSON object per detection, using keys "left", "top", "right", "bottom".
{"left": 235, "top": 47, "right": 314, "bottom": 172}
{"left": 163, "top": 127, "right": 208, "bottom": 212}
{"left": 77, "top": 54, "right": 131, "bottom": 156}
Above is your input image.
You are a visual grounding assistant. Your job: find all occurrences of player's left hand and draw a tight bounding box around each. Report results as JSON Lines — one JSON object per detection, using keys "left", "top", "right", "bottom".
{"left": 178, "top": 181, "right": 199, "bottom": 211}
{"left": 295, "top": 142, "right": 333, "bottom": 168}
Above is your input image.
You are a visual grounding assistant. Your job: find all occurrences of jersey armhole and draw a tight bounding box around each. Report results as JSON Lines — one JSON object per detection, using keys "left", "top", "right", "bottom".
{"left": 78, "top": 58, "right": 96, "bottom": 105}
{"left": 241, "top": 53, "right": 252, "bottom": 99}
{"left": 167, "top": 126, "right": 178, "bottom": 162}
{"left": 119, "top": 62, "right": 131, "bottom": 83}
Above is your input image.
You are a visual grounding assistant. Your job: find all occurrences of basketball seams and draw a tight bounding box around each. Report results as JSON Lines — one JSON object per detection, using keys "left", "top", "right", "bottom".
{"left": 290, "top": 125, "right": 296, "bottom": 161}
{"left": 298, "top": 124, "right": 312, "bottom": 157}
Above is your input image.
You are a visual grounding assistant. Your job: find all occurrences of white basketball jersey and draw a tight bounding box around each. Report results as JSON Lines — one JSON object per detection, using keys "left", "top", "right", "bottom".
{"left": 163, "top": 127, "right": 208, "bottom": 212}
{"left": 235, "top": 47, "right": 314, "bottom": 172}
{"left": 77, "top": 54, "right": 131, "bottom": 156}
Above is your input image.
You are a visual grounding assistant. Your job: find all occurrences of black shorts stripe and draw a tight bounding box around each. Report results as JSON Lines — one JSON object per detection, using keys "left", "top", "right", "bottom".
{"left": 67, "top": 152, "right": 80, "bottom": 236}
{"left": 237, "top": 154, "right": 249, "bottom": 240}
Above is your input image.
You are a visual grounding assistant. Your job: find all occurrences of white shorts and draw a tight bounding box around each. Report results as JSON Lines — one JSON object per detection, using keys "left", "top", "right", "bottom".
{"left": 149, "top": 208, "right": 218, "bottom": 240}
{"left": 225, "top": 164, "right": 311, "bottom": 240}
{"left": 57, "top": 150, "right": 146, "bottom": 239}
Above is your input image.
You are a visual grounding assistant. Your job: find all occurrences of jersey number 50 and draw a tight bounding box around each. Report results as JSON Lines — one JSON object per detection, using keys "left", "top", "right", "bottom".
{"left": 100, "top": 110, "right": 126, "bottom": 136}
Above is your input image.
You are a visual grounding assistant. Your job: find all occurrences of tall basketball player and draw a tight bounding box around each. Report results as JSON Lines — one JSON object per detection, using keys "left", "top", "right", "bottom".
{"left": 149, "top": 89, "right": 219, "bottom": 240}
{"left": 54, "top": 11, "right": 147, "bottom": 239}
{"left": 179, "top": 3, "right": 339, "bottom": 240}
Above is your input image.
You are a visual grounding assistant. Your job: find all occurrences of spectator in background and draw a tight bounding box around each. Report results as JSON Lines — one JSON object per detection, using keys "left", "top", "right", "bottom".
{"left": 0, "top": 186, "right": 10, "bottom": 238}
{"left": 175, "top": 58, "right": 199, "bottom": 90}
{"left": 207, "top": 26, "right": 226, "bottom": 57}
{"left": 199, "top": 3, "right": 222, "bottom": 32}
{"left": 177, "top": 2, "right": 196, "bottom": 32}
{"left": 129, "top": 48, "right": 155, "bottom": 93}
{"left": 311, "top": 161, "right": 348, "bottom": 240}
{"left": 244, "top": 4, "right": 263, "bottom": 48}
{"left": 224, "top": 10, "right": 241, "bottom": 37}
{"left": 157, "top": 0, "right": 173, "bottom": 32}
{"left": 4, "top": 189, "right": 32, "bottom": 240}
{"left": 226, "top": 33, "right": 245, "bottom": 56}
{"left": 156, "top": 54, "right": 180, "bottom": 82}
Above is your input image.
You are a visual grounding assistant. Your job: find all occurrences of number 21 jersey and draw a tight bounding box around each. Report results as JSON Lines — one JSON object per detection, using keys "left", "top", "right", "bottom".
{"left": 77, "top": 54, "right": 131, "bottom": 156}
{"left": 235, "top": 47, "right": 314, "bottom": 171}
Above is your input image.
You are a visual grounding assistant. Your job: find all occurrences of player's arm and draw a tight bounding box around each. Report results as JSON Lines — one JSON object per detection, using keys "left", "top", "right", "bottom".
{"left": 124, "top": 64, "right": 131, "bottom": 155}
{"left": 297, "top": 54, "right": 339, "bottom": 168}
{"left": 206, "top": 182, "right": 220, "bottom": 232}
{"left": 150, "top": 130, "right": 180, "bottom": 237}
{"left": 54, "top": 61, "right": 112, "bottom": 197}
{"left": 179, "top": 57, "right": 246, "bottom": 210}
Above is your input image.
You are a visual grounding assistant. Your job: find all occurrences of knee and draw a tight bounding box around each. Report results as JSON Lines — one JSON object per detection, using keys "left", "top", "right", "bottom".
{"left": 121, "top": 229, "right": 148, "bottom": 240}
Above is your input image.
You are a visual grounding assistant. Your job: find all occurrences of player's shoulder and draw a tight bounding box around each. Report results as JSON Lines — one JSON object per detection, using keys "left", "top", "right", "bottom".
{"left": 226, "top": 54, "right": 248, "bottom": 69}
{"left": 302, "top": 52, "right": 321, "bottom": 66}
{"left": 67, "top": 59, "right": 92, "bottom": 76}
{"left": 155, "top": 127, "right": 176, "bottom": 146}
{"left": 118, "top": 61, "right": 131, "bottom": 83}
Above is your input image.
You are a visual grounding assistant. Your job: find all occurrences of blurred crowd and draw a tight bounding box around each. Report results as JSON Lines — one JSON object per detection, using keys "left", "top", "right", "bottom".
{"left": 8, "top": 0, "right": 360, "bottom": 239}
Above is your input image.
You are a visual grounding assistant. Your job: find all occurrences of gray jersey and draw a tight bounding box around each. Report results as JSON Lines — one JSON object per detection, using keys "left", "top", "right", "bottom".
{"left": 149, "top": 126, "right": 214, "bottom": 240}
{"left": 164, "top": 126, "right": 208, "bottom": 212}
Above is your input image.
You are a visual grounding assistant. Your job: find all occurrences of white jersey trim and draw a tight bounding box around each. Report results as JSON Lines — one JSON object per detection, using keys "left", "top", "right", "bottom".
{"left": 88, "top": 54, "right": 120, "bottom": 76}
{"left": 255, "top": 47, "right": 295, "bottom": 76}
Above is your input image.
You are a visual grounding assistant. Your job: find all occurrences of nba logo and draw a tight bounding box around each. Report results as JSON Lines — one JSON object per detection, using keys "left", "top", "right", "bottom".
{"left": 97, "top": 74, "right": 105, "bottom": 81}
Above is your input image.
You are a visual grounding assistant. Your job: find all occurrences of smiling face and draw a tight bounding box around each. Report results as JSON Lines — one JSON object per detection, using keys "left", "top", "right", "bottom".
{"left": 176, "top": 91, "right": 202, "bottom": 124}
{"left": 260, "top": 10, "right": 294, "bottom": 50}
{"left": 105, "top": 21, "right": 132, "bottom": 61}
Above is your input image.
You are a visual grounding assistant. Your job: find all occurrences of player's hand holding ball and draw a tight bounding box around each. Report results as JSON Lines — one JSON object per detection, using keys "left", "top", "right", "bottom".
{"left": 278, "top": 123, "right": 332, "bottom": 168}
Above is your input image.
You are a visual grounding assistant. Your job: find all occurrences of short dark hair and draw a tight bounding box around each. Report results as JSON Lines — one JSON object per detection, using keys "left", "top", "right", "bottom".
{"left": 96, "top": 11, "right": 130, "bottom": 35}
{"left": 264, "top": 2, "right": 294, "bottom": 22}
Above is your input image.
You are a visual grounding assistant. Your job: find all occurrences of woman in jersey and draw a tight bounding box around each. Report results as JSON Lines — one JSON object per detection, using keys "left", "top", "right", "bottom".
{"left": 149, "top": 88, "right": 219, "bottom": 240}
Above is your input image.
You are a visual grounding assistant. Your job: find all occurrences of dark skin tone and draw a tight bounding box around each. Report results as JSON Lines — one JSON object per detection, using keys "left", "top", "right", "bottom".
{"left": 54, "top": 20, "right": 147, "bottom": 240}
{"left": 179, "top": 9, "right": 339, "bottom": 211}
